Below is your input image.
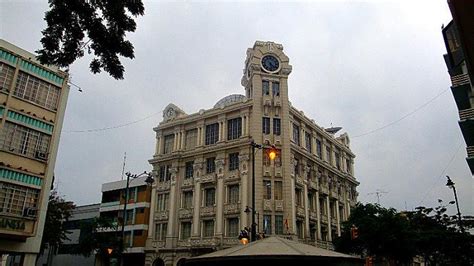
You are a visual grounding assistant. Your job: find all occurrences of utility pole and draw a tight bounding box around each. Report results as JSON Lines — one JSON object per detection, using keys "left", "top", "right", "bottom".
{"left": 368, "top": 189, "right": 388, "bottom": 204}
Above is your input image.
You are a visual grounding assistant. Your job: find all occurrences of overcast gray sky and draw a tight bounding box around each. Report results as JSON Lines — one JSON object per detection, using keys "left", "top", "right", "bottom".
{"left": 1, "top": 0, "right": 472, "bottom": 215}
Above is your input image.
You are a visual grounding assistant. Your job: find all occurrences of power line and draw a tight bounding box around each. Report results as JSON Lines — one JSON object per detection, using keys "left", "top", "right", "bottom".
{"left": 352, "top": 89, "right": 449, "bottom": 138}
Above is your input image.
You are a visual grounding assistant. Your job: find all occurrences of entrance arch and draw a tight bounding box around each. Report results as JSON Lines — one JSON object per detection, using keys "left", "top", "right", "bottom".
{"left": 153, "top": 258, "right": 165, "bottom": 266}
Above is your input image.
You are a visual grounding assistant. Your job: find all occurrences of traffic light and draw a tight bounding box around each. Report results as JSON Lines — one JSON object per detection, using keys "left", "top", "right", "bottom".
{"left": 350, "top": 225, "right": 359, "bottom": 240}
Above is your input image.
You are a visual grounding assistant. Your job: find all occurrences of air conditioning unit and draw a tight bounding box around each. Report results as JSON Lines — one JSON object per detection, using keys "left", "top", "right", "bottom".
{"left": 23, "top": 207, "right": 38, "bottom": 218}
{"left": 35, "top": 151, "right": 48, "bottom": 160}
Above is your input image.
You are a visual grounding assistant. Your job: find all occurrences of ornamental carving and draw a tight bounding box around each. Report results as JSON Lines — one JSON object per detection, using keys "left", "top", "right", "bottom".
{"left": 275, "top": 200, "right": 284, "bottom": 212}
{"left": 296, "top": 207, "right": 305, "bottom": 217}
{"left": 225, "top": 171, "right": 240, "bottom": 181}
{"left": 295, "top": 176, "right": 304, "bottom": 186}
{"left": 156, "top": 181, "right": 171, "bottom": 191}
{"left": 178, "top": 208, "right": 193, "bottom": 219}
{"left": 222, "top": 238, "right": 240, "bottom": 247}
{"left": 190, "top": 238, "right": 218, "bottom": 247}
{"left": 155, "top": 211, "right": 169, "bottom": 221}
{"left": 309, "top": 211, "right": 317, "bottom": 221}
{"left": 215, "top": 158, "right": 225, "bottom": 168}
{"left": 263, "top": 199, "right": 272, "bottom": 211}
{"left": 182, "top": 178, "right": 194, "bottom": 188}
{"left": 200, "top": 173, "right": 216, "bottom": 184}
{"left": 224, "top": 203, "right": 240, "bottom": 214}
{"left": 200, "top": 206, "right": 216, "bottom": 217}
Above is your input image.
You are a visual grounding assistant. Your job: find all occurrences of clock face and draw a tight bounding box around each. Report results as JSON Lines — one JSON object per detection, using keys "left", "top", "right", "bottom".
{"left": 261, "top": 55, "right": 280, "bottom": 72}
{"left": 166, "top": 108, "right": 175, "bottom": 118}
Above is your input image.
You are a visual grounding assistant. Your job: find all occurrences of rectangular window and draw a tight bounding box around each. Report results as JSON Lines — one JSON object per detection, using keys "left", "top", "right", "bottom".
{"left": 156, "top": 193, "right": 169, "bottom": 211}
{"left": 227, "top": 118, "right": 242, "bottom": 140}
{"left": 335, "top": 152, "right": 341, "bottom": 169}
{"left": 205, "top": 123, "right": 219, "bottom": 145}
{"left": 296, "top": 220, "right": 304, "bottom": 239}
{"left": 229, "top": 152, "right": 239, "bottom": 171}
{"left": 185, "top": 129, "right": 197, "bottom": 150}
{"left": 204, "top": 188, "right": 216, "bottom": 206}
{"left": 346, "top": 159, "right": 351, "bottom": 174}
{"left": 319, "top": 198, "right": 326, "bottom": 215}
{"left": 263, "top": 180, "right": 272, "bottom": 200}
{"left": 0, "top": 122, "right": 51, "bottom": 160}
{"left": 227, "top": 217, "right": 239, "bottom": 237}
{"left": 203, "top": 220, "right": 214, "bottom": 237}
{"left": 274, "top": 181, "right": 282, "bottom": 200}
{"left": 262, "top": 80, "right": 270, "bottom": 95}
{"left": 272, "top": 82, "right": 280, "bottom": 96}
{"left": 155, "top": 223, "right": 167, "bottom": 240}
{"left": 180, "top": 222, "right": 192, "bottom": 240}
{"left": 305, "top": 132, "right": 312, "bottom": 151}
{"left": 227, "top": 184, "right": 239, "bottom": 204}
{"left": 163, "top": 134, "right": 174, "bottom": 154}
{"left": 262, "top": 117, "right": 270, "bottom": 134}
{"left": 182, "top": 191, "right": 193, "bottom": 208}
{"left": 316, "top": 139, "right": 322, "bottom": 158}
{"left": 185, "top": 161, "right": 194, "bottom": 179}
{"left": 273, "top": 118, "right": 281, "bottom": 135}
{"left": 159, "top": 165, "right": 172, "bottom": 181}
{"left": 0, "top": 62, "right": 15, "bottom": 92}
{"left": 292, "top": 124, "right": 300, "bottom": 145}
{"left": 206, "top": 157, "right": 215, "bottom": 174}
{"left": 0, "top": 182, "right": 39, "bottom": 216}
{"left": 326, "top": 147, "right": 331, "bottom": 162}
{"left": 308, "top": 193, "right": 315, "bottom": 211}
{"left": 275, "top": 215, "right": 284, "bottom": 235}
{"left": 263, "top": 215, "right": 272, "bottom": 234}
{"left": 294, "top": 159, "right": 299, "bottom": 175}
{"left": 14, "top": 71, "right": 61, "bottom": 110}
{"left": 166, "top": 165, "right": 171, "bottom": 180}
{"left": 295, "top": 188, "right": 302, "bottom": 206}
{"left": 306, "top": 164, "right": 312, "bottom": 180}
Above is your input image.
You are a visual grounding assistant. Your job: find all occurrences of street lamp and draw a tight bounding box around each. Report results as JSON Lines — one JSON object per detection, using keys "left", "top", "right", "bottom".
{"left": 249, "top": 140, "right": 277, "bottom": 242}
{"left": 446, "top": 175, "right": 463, "bottom": 232}
{"left": 120, "top": 171, "right": 154, "bottom": 265}
{"left": 244, "top": 205, "right": 259, "bottom": 239}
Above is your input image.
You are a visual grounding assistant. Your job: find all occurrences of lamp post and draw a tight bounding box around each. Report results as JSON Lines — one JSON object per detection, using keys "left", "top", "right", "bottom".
{"left": 249, "top": 140, "right": 277, "bottom": 242}
{"left": 119, "top": 171, "right": 154, "bottom": 266}
{"left": 446, "top": 175, "right": 463, "bottom": 232}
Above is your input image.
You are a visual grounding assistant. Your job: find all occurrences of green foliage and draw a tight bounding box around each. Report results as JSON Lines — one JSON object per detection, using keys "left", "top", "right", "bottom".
{"left": 75, "top": 216, "right": 121, "bottom": 257}
{"left": 334, "top": 202, "right": 473, "bottom": 265}
{"left": 40, "top": 190, "right": 75, "bottom": 256}
{"left": 37, "top": 0, "right": 145, "bottom": 79}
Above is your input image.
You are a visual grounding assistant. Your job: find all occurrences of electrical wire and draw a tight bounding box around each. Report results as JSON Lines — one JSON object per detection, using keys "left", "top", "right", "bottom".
{"left": 352, "top": 88, "right": 449, "bottom": 138}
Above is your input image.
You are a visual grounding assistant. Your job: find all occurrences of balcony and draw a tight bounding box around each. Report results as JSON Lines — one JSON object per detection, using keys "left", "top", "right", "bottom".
{"left": 459, "top": 108, "right": 474, "bottom": 121}
{"left": 467, "top": 146, "right": 474, "bottom": 174}
{"left": 451, "top": 73, "right": 470, "bottom": 87}
{"left": 450, "top": 73, "right": 472, "bottom": 111}
{"left": 178, "top": 208, "right": 193, "bottom": 219}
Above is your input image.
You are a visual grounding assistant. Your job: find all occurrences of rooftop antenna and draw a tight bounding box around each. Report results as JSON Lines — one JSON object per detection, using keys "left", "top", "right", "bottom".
{"left": 121, "top": 152, "right": 127, "bottom": 180}
{"left": 368, "top": 189, "right": 388, "bottom": 204}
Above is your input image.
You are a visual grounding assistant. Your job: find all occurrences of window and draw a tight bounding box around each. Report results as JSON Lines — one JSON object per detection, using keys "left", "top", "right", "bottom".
{"left": 295, "top": 188, "right": 302, "bottom": 206}
{"left": 0, "top": 122, "right": 51, "bottom": 160}
{"left": 229, "top": 152, "right": 239, "bottom": 171}
{"left": 263, "top": 215, "right": 272, "bottom": 234}
{"left": 319, "top": 197, "right": 326, "bottom": 215}
{"left": 204, "top": 188, "right": 215, "bottom": 206}
{"left": 326, "top": 147, "right": 331, "bottom": 162}
{"left": 126, "top": 188, "right": 136, "bottom": 202}
{"left": 272, "top": 82, "right": 280, "bottom": 96}
{"left": 275, "top": 215, "right": 284, "bottom": 235}
{"left": 263, "top": 151, "right": 271, "bottom": 167}
{"left": 134, "top": 230, "right": 143, "bottom": 236}
{"left": 227, "top": 217, "right": 239, "bottom": 237}
{"left": 296, "top": 220, "right": 304, "bottom": 239}
{"left": 156, "top": 193, "right": 169, "bottom": 211}
{"left": 263, "top": 180, "right": 271, "bottom": 200}
{"left": 292, "top": 124, "right": 300, "bottom": 145}
{"left": 262, "top": 117, "right": 270, "bottom": 134}
{"left": 0, "top": 62, "right": 15, "bottom": 92}
{"left": 305, "top": 132, "right": 312, "bottom": 151}
{"left": 308, "top": 193, "right": 315, "bottom": 211}
{"left": 206, "top": 157, "right": 215, "bottom": 174}
{"left": 158, "top": 165, "right": 171, "bottom": 182}
{"left": 335, "top": 152, "right": 340, "bottom": 169}
{"left": 294, "top": 159, "right": 299, "bottom": 175}
{"left": 274, "top": 181, "right": 282, "bottom": 200}
{"left": 228, "top": 184, "right": 239, "bottom": 204}
{"left": 262, "top": 80, "right": 270, "bottom": 95}
{"left": 124, "top": 231, "right": 132, "bottom": 247}
{"left": 205, "top": 123, "right": 219, "bottom": 145}
{"left": 154, "top": 223, "right": 167, "bottom": 240}
{"left": 14, "top": 71, "right": 61, "bottom": 110}
{"left": 180, "top": 222, "right": 191, "bottom": 240}
{"left": 346, "top": 159, "right": 351, "bottom": 174}
{"left": 182, "top": 191, "right": 193, "bottom": 208}
{"left": 273, "top": 118, "right": 281, "bottom": 135}
{"left": 185, "top": 161, "right": 194, "bottom": 179}
{"left": 163, "top": 134, "right": 174, "bottom": 154}
{"left": 306, "top": 164, "right": 312, "bottom": 180}
{"left": 185, "top": 129, "right": 197, "bottom": 150}
{"left": 316, "top": 139, "right": 322, "bottom": 158}
{"left": 227, "top": 118, "right": 242, "bottom": 140}
{"left": 203, "top": 220, "right": 214, "bottom": 237}
{"left": 0, "top": 182, "right": 39, "bottom": 216}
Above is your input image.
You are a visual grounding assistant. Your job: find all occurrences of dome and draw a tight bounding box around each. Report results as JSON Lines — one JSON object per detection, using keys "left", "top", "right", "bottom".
{"left": 213, "top": 94, "right": 247, "bottom": 109}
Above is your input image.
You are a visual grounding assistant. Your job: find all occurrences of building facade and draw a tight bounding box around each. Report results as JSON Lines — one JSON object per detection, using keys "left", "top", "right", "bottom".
{"left": 100, "top": 176, "right": 152, "bottom": 265}
{"left": 0, "top": 39, "right": 70, "bottom": 264}
{"left": 145, "top": 41, "right": 358, "bottom": 266}
{"left": 442, "top": 1, "right": 474, "bottom": 175}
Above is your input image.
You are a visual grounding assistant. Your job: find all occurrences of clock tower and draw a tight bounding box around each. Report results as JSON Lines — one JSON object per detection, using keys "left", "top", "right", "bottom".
{"left": 241, "top": 41, "right": 298, "bottom": 238}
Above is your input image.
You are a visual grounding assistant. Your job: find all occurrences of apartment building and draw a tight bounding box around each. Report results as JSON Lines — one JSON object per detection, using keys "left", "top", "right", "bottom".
{"left": 442, "top": 0, "right": 474, "bottom": 175}
{"left": 0, "top": 39, "right": 70, "bottom": 264}
{"left": 100, "top": 176, "right": 152, "bottom": 265}
{"left": 145, "top": 41, "right": 359, "bottom": 266}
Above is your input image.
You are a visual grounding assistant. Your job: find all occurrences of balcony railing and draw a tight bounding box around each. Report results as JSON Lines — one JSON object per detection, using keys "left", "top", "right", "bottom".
{"left": 459, "top": 108, "right": 474, "bottom": 120}
{"left": 467, "top": 146, "right": 474, "bottom": 158}
{"left": 451, "top": 73, "right": 471, "bottom": 87}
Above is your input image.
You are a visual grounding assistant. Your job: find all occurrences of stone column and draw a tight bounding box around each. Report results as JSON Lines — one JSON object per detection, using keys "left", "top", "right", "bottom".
{"left": 290, "top": 156, "right": 297, "bottom": 236}
{"left": 336, "top": 199, "right": 341, "bottom": 236}
{"left": 148, "top": 189, "right": 157, "bottom": 238}
{"left": 303, "top": 179, "right": 310, "bottom": 239}
{"left": 173, "top": 132, "right": 178, "bottom": 151}
{"left": 239, "top": 154, "right": 250, "bottom": 228}
{"left": 201, "top": 126, "right": 206, "bottom": 146}
{"left": 155, "top": 135, "right": 161, "bottom": 155}
{"left": 181, "top": 130, "right": 185, "bottom": 150}
{"left": 327, "top": 196, "right": 332, "bottom": 241}
{"left": 315, "top": 191, "right": 321, "bottom": 240}
{"left": 166, "top": 167, "right": 178, "bottom": 247}
{"left": 215, "top": 158, "right": 226, "bottom": 239}
{"left": 192, "top": 179, "right": 201, "bottom": 237}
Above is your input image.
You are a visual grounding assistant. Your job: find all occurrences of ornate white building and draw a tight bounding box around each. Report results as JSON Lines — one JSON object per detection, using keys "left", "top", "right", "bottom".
{"left": 145, "top": 41, "right": 359, "bottom": 266}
